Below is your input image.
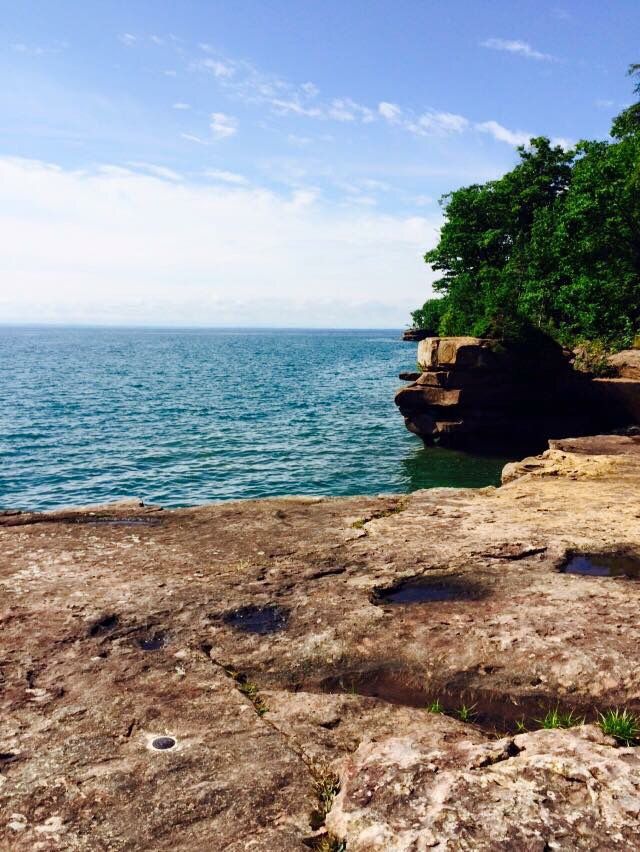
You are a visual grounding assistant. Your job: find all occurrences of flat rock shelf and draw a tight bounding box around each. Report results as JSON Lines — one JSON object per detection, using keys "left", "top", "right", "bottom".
{"left": 2, "top": 435, "right": 640, "bottom": 849}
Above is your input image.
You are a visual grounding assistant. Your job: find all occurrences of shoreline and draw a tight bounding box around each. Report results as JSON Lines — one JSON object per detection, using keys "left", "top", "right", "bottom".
{"left": 3, "top": 434, "right": 640, "bottom": 847}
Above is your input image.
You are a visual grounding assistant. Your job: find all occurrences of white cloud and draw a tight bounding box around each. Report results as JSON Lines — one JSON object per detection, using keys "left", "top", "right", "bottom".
{"left": 12, "top": 40, "right": 68, "bottom": 56}
{"left": 0, "top": 156, "right": 439, "bottom": 327}
{"left": 209, "top": 112, "right": 238, "bottom": 139}
{"left": 173, "top": 102, "right": 191, "bottom": 110}
{"left": 270, "top": 99, "right": 323, "bottom": 118}
{"left": 551, "top": 136, "right": 575, "bottom": 151}
{"left": 481, "top": 38, "right": 556, "bottom": 62}
{"left": 203, "top": 169, "right": 249, "bottom": 185}
{"left": 199, "top": 58, "right": 235, "bottom": 78}
{"left": 118, "top": 33, "right": 137, "bottom": 47}
{"left": 181, "top": 132, "right": 206, "bottom": 144}
{"left": 595, "top": 98, "right": 615, "bottom": 109}
{"left": 328, "top": 98, "right": 375, "bottom": 123}
{"left": 127, "top": 162, "right": 182, "bottom": 181}
{"left": 150, "top": 35, "right": 165, "bottom": 46}
{"left": 408, "top": 111, "right": 469, "bottom": 136}
{"left": 379, "top": 101, "right": 402, "bottom": 122}
{"left": 476, "top": 120, "right": 531, "bottom": 147}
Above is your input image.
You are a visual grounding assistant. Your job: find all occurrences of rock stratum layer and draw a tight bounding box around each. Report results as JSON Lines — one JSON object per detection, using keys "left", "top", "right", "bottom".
{"left": 3, "top": 436, "right": 640, "bottom": 849}
{"left": 395, "top": 336, "right": 640, "bottom": 446}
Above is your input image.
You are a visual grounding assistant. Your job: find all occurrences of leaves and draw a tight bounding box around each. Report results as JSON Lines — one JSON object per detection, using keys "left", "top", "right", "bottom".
{"left": 414, "top": 70, "right": 640, "bottom": 349}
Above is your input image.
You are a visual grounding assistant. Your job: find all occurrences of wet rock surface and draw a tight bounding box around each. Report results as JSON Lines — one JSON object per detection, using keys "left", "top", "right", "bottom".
{"left": 2, "top": 438, "right": 640, "bottom": 848}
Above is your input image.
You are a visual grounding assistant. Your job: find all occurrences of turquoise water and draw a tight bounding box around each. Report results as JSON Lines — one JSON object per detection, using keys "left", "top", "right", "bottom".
{"left": 0, "top": 327, "right": 511, "bottom": 511}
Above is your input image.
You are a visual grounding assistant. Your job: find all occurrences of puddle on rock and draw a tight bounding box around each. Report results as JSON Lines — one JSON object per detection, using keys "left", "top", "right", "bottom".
{"left": 372, "top": 575, "right": 484, "bottom": 605}
{"left": 318, "top": 667, "right": 599, "bottom": 736}
{"left": 560, "top": 552, "right": 640, "bottom": 578}
{"left": 223, "top": 604, "right": 289, "bottom": 635}
{"left": 136, "top": 632, "right": 167, "bottom": 651}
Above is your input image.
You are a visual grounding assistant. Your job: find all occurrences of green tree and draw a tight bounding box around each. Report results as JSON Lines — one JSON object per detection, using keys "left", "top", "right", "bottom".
{"left": 414, "top": 65, "right": 640, "bottom": 349}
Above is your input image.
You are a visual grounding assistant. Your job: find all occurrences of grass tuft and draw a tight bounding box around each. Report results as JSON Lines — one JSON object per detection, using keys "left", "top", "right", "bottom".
{"left": 457, "top": 702, "right": 477, "bottom": 722}
{"left": 427, "top": 698, "right": 443, "bottom": 714}
{"left": 599, "top": 708, "right": 639, "bottom": 745}
{"left": 536, "top": 707, "right": 584, "bottom": 730}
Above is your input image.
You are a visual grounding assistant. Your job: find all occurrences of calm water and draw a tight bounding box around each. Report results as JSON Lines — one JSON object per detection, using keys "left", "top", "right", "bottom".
{"left": 0, "top": 327, "right": 512, "bottom": 511}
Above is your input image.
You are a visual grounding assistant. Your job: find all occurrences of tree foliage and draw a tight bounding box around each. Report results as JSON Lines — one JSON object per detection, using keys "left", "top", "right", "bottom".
{"left": 413, "top": 65, "right": 640, "bottom": 349}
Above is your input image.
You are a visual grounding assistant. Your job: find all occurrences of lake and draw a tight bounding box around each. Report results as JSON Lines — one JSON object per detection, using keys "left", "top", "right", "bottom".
{"left": 0, "top": 327, "right": 512, "bottom": 511}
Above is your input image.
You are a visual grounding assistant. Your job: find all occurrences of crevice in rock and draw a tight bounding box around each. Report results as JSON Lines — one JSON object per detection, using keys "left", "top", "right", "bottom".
{"left": 350, "top": 496, "right": 411, "bottom": 532}
{"left": 209, "top": 656, "right": 344, "bottom": 842}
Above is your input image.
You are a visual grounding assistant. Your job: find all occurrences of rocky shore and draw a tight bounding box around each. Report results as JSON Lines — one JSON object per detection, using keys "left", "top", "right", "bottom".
{"left": 395, "top": 336, "right": 640, "bottom": 447}
{"left": 3, "top": 435, "right": 640, "bottom": 849}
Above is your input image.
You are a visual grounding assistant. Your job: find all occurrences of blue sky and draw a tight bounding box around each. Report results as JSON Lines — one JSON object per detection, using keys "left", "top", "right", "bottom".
{"left": 1, "top": 0, "right": 638, "bottom": 326}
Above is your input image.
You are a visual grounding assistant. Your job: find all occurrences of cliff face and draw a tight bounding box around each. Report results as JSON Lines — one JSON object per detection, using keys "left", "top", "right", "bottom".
{"left": 3, "top": 437, "right": 640, "bottom": 849}
{"left": 395, "top": 336, "right": 639, "bottom": 447}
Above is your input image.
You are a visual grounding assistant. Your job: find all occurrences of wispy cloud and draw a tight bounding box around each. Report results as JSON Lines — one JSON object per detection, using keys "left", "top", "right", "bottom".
{"left": 209, "top": 112, "right": 237, "bottom": 139}
{"left": 173, "top": 102, "right": 191, "bottom": 110}
{"left": 408, "top": 111, "right": 469, "bottom": 135}
{"left": 378, "top": 102, "right": 402, "bottom": 122}
{"left": 328, "top": 98, "right": 375, "bottom": 123}
{"left": 197, "top": 57, "right": 235, "bottom": 78}
{"left": 203, "top": 169, "right": 248, "bottom": 185}
{"left": 127, "top": 162, "right": 182, "bottom": 181}
{"left": 11, "top": 40, "right": 68, "bottom": 56}
{"left": 118, "top": 33, "right": 137, "bottom": 47}
{"left": 476, "top": 120, "right": 532, "bottom": 146}
{"left": 481, "top": 38, "right": 556, "bottom": 62}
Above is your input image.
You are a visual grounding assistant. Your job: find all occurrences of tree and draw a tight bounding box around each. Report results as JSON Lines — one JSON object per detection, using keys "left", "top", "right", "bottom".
{"left": 413, "top": 65, "right": 640, "bottom": 349}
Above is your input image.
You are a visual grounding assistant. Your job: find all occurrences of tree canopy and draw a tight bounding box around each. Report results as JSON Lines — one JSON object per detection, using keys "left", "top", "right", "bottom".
{"left": 412, "top": 65, "right": 640, "bottom": 350}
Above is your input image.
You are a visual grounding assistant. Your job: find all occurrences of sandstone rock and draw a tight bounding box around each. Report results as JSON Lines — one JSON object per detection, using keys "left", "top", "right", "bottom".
{"left": 397, "top": 336, "right": 635, "bottom": 446}
{"left": 550, "top": 434, "right": 640, "bottom": 456}
{"left": 3, "top": 447, "right": 640, "bottom": 847}
{"left": 402, "top": 328, "right": 430, "bottom": 341}
{"left": 417, "top": 336, "right": 502, "bottom": 370}
{"left": 327, "top": 725, "right": 640, "bottom": 850}
{"left": 609, "top": 349, "right": 640, "bottom": 380}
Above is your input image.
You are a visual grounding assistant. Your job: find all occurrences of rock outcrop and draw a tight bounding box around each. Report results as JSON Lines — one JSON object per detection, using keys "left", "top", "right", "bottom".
{"left": 396, "top": 336, "right": 640, "bottom": 446}
{"left": 3, "top": 437, "right": 640, "bottom": 848}
{"left": 609, "top": 349, "right": 640, "bottom": 381}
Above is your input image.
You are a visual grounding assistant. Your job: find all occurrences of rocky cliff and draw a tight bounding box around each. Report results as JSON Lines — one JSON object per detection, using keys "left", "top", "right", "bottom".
{"left": 396, "top": 336, "right": 640, "bottom": 447}
{"left": 3, "top": 436, "right": 640, "bottom": 849}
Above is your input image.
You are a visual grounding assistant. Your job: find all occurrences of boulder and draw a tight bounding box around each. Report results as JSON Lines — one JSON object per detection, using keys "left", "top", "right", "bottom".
{"left": 609, "top": 349, "right": 640, "bottom": 380}
{"left": 417, "top": 336, "right": 502, "bottom": 370}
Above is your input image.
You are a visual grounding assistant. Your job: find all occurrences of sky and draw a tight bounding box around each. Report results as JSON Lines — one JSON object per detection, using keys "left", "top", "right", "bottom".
{"left": 1, "top": 0, "right": 638, "bottom": 328}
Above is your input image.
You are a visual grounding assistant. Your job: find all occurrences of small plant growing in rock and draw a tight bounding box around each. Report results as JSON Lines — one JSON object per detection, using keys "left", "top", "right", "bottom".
{"left": 309, "top": 764, "right": 341, "bottom": 834}
{"left": 598, "top": 708, "right": 639, "bottom": 745}
{"left": 311, "top": 836, "right": 346, "bottom": 852}
{"left": 537, "top": 707, "right": 583, "bottom": 729}
{"left": 427, "top": 698, "right": 443, "bottom": 714}
{"left": 457, "top": 702, "right": 477, "bottom": 722}
{"left": 515, "top": 718, "right": 527, "bottom": 733}
{"left": 351, "top": 518, "right": 365, "bottom": 529}
{"left": 237, "top": 680, "right": 269, "bottom": 716}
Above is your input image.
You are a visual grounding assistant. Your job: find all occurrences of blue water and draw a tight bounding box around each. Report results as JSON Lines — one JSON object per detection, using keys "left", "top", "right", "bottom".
{"left": 0, "top": 327, "right": 511, "bottom": 511}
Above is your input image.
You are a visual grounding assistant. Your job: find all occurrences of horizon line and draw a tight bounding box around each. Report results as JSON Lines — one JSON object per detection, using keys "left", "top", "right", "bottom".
{"left": 0, "top": 322, "right": 409, "bottom": 332}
